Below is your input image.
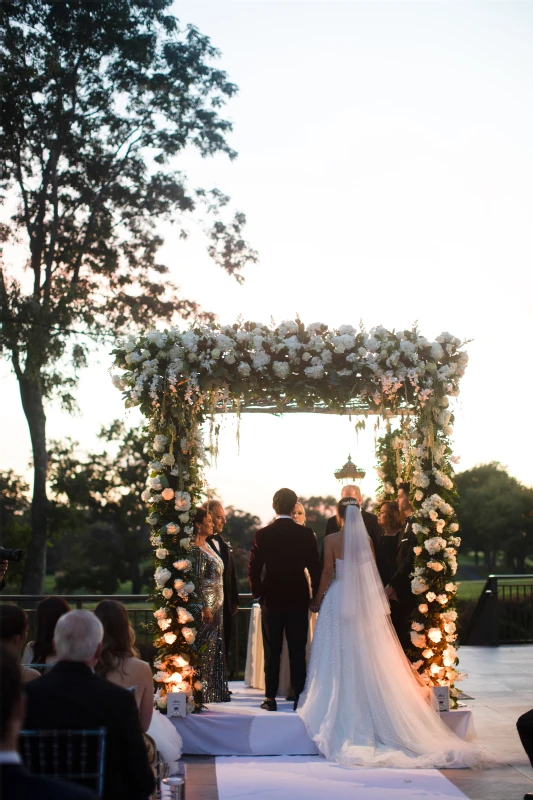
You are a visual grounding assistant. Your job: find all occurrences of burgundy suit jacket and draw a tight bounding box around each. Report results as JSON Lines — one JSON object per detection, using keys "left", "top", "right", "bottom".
{"left": 248, "top": 517, "right": 321, "bottom": 611}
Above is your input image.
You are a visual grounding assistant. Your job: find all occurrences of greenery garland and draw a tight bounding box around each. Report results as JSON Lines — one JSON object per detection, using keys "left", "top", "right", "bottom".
{"left": 112, "top": 320, "right": 468, "bottom": 712}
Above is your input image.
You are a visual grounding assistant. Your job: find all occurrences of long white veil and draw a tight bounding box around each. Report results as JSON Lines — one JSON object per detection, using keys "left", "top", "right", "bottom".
{"left": 341, "top": 502, "right": 390, "bottom": 620}
{"left": 298, "top": 500, "right": 493, "bottom": 769}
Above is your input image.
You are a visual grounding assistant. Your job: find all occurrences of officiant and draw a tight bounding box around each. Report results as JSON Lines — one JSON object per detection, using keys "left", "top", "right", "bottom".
{"left": 205, "top": 500, "right": 240, "bottom": 665}
{"left": 324, "top": 484, "right": 385, "bottom": 554}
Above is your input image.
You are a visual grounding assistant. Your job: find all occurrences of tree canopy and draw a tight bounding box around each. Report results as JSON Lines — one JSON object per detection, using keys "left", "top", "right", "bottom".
{"left": 0, "top": 0, "right": 256, "bottom": 591}
{"left": 455, "top": 462, "right": 533, "bottom": 570}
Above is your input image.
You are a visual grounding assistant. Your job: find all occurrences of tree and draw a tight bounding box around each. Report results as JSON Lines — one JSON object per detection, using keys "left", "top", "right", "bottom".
{"left": 47, "top": 421, "right": 153, "bottom": 593}
{"left": 455, "top": 463, "right": 533, "bottom": 569}
{"left": 0, "top": 0, "right": 256, "bottom": 591}
{"left": 223, "top": 506, "right": 261, "bottom": 593}
{"left": 0, "top": 470, "right": 32, "bottom": 590}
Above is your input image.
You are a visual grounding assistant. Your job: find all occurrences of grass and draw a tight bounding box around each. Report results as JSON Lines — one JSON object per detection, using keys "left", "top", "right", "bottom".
{"left": 456, "top": 580, "right": 486, "bottom": 602}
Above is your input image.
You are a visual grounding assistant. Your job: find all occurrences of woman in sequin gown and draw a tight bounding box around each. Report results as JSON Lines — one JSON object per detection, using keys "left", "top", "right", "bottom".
{"left": 189, "top": 508, "right": 231, "bottom": 703}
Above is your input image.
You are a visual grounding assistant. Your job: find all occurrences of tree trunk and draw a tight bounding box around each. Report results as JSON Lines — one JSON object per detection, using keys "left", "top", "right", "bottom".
{"left": 130, "top": 526, "right": 143, "bottom": 594}
{"left": 19, "top": 375, "right": 48, "bottom": 594}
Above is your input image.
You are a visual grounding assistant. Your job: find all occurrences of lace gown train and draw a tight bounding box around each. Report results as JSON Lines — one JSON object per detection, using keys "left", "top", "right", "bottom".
{"left": 298, "top": 558, "right": 490, "bottom": 769}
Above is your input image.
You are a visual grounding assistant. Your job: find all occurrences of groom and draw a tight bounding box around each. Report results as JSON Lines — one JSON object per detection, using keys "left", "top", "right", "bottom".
{"left": 248, "top": 488, "right": 321, "bottom": 711}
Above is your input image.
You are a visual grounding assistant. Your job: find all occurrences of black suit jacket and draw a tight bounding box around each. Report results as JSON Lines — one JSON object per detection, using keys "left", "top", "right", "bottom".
{"left": 389, "top": 517, "right": 417, "bottom": 606}
{"left": 248, "top": 517, "right": 321, "bottom": 611}
{"left": 0, "top": 763, "right": 97, "bottom": 800}
{"left": 23, "top": 662, "right": 154, "bottom": 800}
{"left": 207, "top": 533, "right": 239, "bottom": 614}
{"left": 324, "top": 509, "right": 384, "bottom": 553}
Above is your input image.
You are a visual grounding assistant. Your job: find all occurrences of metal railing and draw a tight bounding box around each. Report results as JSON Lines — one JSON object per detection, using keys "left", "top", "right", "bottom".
{"left": 460, "top": 575, "right": 533, "bottom": 646}
{"left": 1, "top": 592, "right": 255, "bottom": 679}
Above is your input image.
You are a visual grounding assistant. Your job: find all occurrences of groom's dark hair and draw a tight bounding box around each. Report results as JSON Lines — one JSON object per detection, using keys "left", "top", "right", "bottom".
{"left": 273, "top": 488, "right": 298, "bottom": 516}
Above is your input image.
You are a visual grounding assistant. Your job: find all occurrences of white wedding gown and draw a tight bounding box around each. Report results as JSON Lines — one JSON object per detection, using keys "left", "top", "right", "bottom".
{"left": 297, "top": 505, "right": 491, "bottom": 769}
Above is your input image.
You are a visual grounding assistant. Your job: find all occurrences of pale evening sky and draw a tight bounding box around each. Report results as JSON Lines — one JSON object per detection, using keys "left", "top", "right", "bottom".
{"left": 2, "top": 1, "right": 532, "bottom": 525}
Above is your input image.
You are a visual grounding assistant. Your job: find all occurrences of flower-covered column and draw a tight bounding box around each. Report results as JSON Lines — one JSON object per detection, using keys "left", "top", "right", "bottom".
{"left": 407, "top": 370, "right": 466, "bottom": 704}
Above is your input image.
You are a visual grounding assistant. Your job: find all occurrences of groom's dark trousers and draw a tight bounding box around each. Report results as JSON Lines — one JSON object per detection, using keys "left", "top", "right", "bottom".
{"left": 248, "top": 517, "right": 321, "bottom": 700}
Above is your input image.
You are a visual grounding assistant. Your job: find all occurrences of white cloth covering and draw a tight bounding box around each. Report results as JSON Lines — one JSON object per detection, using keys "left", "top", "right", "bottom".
{"left": 214, "top": 756, "right": 470, "bottom": 800}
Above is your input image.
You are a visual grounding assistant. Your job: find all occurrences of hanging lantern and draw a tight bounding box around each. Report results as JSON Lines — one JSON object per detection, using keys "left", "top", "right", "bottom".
{"left": 334, "top": 454, "right": 366, "bottom": 484}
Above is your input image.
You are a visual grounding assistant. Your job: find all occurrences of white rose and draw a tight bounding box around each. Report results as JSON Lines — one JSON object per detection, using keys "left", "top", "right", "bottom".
{"left": 418, "top": 603, "right": 428, "bottom": 614}
{"left": 179, "top": 537, "right": 191, "bottom": 550}
{"left": 164, "top": 632, "right": 177, "bottom": 645}
{"left": 179, "top": 513, "right": 190, "bottom": 524}
{"left": 166, "top": 523, "right": 179, "bottom": 535}
{"left": 428, "top": 627, "right": 442, "bottom": 643}
{"left": 162, "top": 588, "right": 173, "bottom": 599}
{"left": 156, "top": 548, "right": 169, "bottom": 560}
{"left": 161, "top": 488, "right": 175, "bottom": 501}
{"left": 182, "top": 626, "right": 196, "bottom": 644}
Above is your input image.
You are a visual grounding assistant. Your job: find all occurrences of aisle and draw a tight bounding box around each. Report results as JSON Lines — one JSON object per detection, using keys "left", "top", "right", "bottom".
{"left": 215, "top": 756, "right": 469, "bottom": 799}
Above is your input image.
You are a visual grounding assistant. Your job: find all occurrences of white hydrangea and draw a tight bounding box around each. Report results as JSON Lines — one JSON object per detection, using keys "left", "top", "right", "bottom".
{"left": 154, "top": 567, "right": 171, "bottom": 588}
{"left": 304, "top": 364, "right": 324, "bottom": 379}
{"left": 273, "top": 361, "right": 290, "bottom": 379}
{"left": 153, "top": 434, "right": 170, "bottom": 453}
{"left": 252, "top": 351, "right": 271, "bottom": 370}
{"left": 410, "top": 631, "right": 427, "bottom": 649}
{"left": 238, "top": 362, "right": 251, "bottom": 377}
{"left": 411, "top": 577, "right": 429, "bottom": 595}
{"left": 174, "top": 492, "right": 191, "bottom": 512}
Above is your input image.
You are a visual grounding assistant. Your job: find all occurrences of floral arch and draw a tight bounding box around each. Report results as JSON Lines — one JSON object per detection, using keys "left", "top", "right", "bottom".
{"left": 112, "top": 319, "right": 468, "bottom": 712}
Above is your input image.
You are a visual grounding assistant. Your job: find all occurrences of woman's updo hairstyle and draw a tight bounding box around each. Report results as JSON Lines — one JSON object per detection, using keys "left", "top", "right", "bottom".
{"left": 192, "top": 507, "right": 210, "bottom": 531}
{"left": 336, "top": 496, "right": 360, "bottom": 523}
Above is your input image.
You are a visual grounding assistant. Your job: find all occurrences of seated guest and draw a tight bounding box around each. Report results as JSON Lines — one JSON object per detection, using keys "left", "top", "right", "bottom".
{"left": 24, "top": 610, "right": 155, "bottom": 800}
{"left": 22, "top": 596, "right": 71, "bottom": 668}
{"left": 0, "top": 645, "right": 95, "bottom": 800}
{"left": 94, "top": 600, "right": 154, "bottom": 732}
{"left": 94, "top": 600, "right": 182, "bottom": 763}
{"left": 0, "top": 605, "right": 40, "bottom": 683}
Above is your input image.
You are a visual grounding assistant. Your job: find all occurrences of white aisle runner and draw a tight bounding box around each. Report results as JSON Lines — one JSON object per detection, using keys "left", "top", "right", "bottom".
{"left": 215, "top": 756, "right": 469, "bottom": 800}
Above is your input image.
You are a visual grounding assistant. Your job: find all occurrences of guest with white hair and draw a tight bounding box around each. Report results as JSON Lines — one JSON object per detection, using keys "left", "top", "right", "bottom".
{"left": 24, "top": 610, "right": 154, "bottom": 800}
{"left": 324, "top": 484, "right": 384, "bottom": 553}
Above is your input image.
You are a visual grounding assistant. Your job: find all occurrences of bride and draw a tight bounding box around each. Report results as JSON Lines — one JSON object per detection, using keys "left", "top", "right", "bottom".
{"left": 297, "top": 498, "right": 490, "bottom": 769}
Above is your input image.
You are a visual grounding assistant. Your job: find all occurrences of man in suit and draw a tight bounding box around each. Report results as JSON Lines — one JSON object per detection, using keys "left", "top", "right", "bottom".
{"left": 24, "top": 610, "right": 154, "bottom": 800}
{"left": 249, "top": 488, "right": 321, "bottom": 712}
{"left": 0, "top": 645, "right": 96, "bottom": 800}
{"left": 324, "top": 484, "right": 384, "bottom": 553}
{"left": 385, "top": 482, "right": 418, "bottom": 649}
{"left": 205, "top": 500, "right": 240, "bottom": 665}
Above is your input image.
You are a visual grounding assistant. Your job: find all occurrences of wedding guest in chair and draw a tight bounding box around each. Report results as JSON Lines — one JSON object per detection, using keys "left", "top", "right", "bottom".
{"left": 24, "top": 610, "right": 154, "bottom": 800}
{"left": 0, "top": 645, "right": 95, "bottom": 800}
{"left": 0, "top": 605, "right": 40, "bottom": 683}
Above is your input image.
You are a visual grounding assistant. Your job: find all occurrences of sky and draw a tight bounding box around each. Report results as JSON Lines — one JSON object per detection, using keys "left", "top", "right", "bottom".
{"left": 2, "top": 1, "right": 532, "bottom": 526}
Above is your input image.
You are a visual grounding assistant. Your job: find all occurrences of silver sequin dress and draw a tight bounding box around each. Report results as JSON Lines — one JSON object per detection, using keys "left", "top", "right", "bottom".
{"left": 189, "top": 544, "right": 230, "bottom": 703}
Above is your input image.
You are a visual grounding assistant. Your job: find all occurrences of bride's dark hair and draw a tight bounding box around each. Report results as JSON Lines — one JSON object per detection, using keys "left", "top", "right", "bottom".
{"left": 336, "top": 497, "right": 360, "bottom": 525}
